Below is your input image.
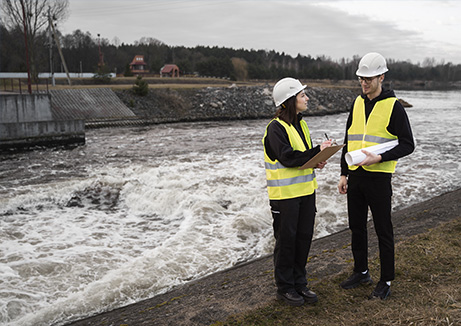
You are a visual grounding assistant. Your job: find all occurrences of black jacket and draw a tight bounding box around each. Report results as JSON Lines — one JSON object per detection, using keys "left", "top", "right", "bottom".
{"left": 340, "top": 89, "right": 415, "bottom": 177}
{"left": 264, "top": 114, "right": 321, "bottom": 168}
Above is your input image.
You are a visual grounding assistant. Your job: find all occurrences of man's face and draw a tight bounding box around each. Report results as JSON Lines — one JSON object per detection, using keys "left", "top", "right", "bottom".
{"left": 358, "top": 75, "right": 383, "bottom": 99}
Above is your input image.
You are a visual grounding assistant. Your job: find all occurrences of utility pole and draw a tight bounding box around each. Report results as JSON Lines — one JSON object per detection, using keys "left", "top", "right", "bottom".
{"left": 48, "top": 7, "right": 55, "bottom": 86}
{"left": 50, "top": 17, "right": 72, "bottom": 85}
{"left": 20, "top": 0, "right": 32, "bottom": 94}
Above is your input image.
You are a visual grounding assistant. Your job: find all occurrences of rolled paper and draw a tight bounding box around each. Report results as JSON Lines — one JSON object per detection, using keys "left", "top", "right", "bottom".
{"left": 345, "top": 140, "right": 399, "bottom": 165}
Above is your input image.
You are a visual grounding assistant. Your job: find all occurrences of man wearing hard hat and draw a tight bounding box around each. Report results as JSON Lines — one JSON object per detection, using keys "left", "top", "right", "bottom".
{"left": 337, "top": 53, "right": 415, "bottom": 299}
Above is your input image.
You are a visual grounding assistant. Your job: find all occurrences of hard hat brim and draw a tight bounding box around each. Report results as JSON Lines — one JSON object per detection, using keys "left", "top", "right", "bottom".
{"left": 356, "top": 67, "right": 388, "bottom": 77}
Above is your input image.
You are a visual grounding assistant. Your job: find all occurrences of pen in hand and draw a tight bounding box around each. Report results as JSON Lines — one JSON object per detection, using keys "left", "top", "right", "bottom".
{"left": 324, "top": 133, "right": 337, "bottom": 146}
{"left": 321, "top": 133, "right": 331, "bottom": 149}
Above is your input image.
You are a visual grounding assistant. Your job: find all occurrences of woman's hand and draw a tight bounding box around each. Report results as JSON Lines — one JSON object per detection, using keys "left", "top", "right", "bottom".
{"left": 320, "top": 140, "right": 332, "bottom": 150}
{"left": 316, "top": 161, "right": 327, "bottom": 169}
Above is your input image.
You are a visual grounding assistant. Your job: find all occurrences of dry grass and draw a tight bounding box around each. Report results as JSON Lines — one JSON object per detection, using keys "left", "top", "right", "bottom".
{"left": 47, "top": 83, "right": 236, "bottom": 91}
{"left": 214, "top": 217, "right": 461, "bottom": 326}
{"left": 1, "top": 77, "right": 360, "bottom": 93}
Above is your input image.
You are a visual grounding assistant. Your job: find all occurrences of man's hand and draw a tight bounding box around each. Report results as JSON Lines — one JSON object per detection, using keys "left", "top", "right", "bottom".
{"left": 338, "top": 175, "right": 348, "bottom": 194}
{"left": 357, "top": 150, "right": 382, "bottom": 166}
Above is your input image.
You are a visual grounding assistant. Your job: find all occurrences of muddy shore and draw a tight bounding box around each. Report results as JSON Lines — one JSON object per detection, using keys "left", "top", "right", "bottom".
{"left": 65, "top": 188, "right": 461, "bottom": 326}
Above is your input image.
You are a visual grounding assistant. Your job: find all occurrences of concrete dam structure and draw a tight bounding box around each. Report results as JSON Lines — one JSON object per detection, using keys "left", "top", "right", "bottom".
{"left": 49, "top": 88, "right": 136, "bottom": 122}
{"left": 0, "top": 88, "right": 136, "bottom": 150}
{"left": 0, "top": 93, "right": 85, "bottom": 150}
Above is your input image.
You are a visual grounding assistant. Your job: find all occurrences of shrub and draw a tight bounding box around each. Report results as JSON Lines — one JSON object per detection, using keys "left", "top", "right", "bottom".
{"left": 92, "top": 65, "right": 112, "bottom": 84}
{"left": 132, "top": 75, "right": 148, "bottom": 96}
{"left": 92, "top": 72, "right": 112, "bottom": 84}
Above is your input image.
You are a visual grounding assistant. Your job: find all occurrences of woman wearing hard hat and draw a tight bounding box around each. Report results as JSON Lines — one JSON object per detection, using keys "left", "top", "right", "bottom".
{"left": 262, "top": 77, "right": 332, "bottom": 306}
{"left": 338, "top": 52, "right": 415, "bottom": 300}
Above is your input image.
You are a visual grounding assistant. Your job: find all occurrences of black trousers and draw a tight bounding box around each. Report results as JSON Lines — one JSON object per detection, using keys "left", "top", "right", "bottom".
{"left": 347, "top": 174, "right": 395, "bottom": 281}
{"left": 270, "top": 193, "right": 316, "bottom": 292}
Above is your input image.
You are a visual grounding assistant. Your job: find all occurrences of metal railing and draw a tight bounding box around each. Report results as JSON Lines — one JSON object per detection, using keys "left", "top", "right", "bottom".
{"left": 1, "top": 78, "right": 50, "bottom": 94}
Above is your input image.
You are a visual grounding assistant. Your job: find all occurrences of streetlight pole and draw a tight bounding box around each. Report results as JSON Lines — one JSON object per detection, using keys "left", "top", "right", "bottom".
{"left": 97, "top": 33, "right": 104, "bottom": 72}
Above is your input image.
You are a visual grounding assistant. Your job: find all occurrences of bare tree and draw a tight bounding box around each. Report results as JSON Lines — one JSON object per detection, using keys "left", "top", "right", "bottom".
{"left": 1, "top": 0, "right": 69, "bottom": 77}
{"left": 1, "top": 0, "right": 69, "bottom": 37}
{"left": 111, "top": 36, "right": 121, "bottom": 47}
{"left": 135, "top": 36, "right": 165, "bottom": 47}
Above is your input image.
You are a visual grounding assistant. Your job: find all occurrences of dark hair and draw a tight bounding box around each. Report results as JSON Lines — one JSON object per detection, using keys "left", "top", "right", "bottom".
{"left": 273, "top": 95, "right": 297, "bottom": 126}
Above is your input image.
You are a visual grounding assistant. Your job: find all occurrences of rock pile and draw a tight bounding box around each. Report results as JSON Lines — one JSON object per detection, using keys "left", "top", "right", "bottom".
{"left": 114, "top": 85, "right": 358, "bottom": 124}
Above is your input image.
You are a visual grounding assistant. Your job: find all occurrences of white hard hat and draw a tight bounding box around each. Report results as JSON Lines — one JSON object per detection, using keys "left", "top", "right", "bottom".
{"left": 356, "top": 52, "right": 388, "bottom": 77}
{"left": 272, "top": 77, "right": 307, "bottom": 107}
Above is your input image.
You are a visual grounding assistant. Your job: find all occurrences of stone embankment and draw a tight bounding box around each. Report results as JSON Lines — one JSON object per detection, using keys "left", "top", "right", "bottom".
{"left": 114, "top": 85, "right": 359, "bottom": 124}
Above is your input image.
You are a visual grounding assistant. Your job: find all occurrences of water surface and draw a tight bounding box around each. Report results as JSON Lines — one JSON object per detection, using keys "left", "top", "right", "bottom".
{"left": 1, "top": 90, "right": 460, "bottom": 326}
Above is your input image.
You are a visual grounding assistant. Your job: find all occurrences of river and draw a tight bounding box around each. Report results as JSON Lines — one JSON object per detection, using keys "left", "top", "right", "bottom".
{"left": 1, "top": 90, "right": 460, "bottom": 326}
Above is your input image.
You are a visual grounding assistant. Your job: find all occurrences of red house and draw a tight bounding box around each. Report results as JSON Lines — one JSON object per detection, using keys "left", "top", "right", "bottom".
{"left": 129, "top": 55, "right": 149, "bottom": 74}
{"left": 160, "top": 64, "right": 179, "bottom": 77}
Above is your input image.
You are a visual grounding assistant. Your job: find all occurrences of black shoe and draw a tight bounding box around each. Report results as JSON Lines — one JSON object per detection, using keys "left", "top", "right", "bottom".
{"left": 340, "top": 271, "right": 373, "bottom": 289}
{"left": 296, "top": 287, "right": 318, "bottom": 304}
{"left": 276, "top": 289, "right": 304, "bottom": 306}
{"left": 369, "top": 281, "right": 391, "bottom": 300}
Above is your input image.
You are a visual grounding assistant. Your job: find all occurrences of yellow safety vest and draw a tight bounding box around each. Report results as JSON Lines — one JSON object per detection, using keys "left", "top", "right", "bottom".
{"left": 262, "top": 118, "right": 318, "bottom": 200}
{"left": 348, "top": 96, "right": 398, "bottom": 173}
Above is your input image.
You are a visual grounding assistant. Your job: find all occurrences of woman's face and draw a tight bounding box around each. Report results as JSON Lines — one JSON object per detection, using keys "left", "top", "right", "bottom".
{"left": 295, "top": 91, "right": 309, "bottom": 113}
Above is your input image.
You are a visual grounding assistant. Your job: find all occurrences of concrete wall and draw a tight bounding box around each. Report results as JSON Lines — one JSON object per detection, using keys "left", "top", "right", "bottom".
{"left": 1, "top": 94, "right": 53, "bottom": 123}
{"left": 0, "top": 94, "right": 85, "bottom": 149}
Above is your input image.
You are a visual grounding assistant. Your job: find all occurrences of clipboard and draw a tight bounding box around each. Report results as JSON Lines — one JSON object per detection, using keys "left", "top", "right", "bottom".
{"left": 299, "top": 144, "right": 345, "bottom": 170}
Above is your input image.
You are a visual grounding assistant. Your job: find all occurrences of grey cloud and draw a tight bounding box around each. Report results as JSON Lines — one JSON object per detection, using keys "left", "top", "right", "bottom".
{"left": 62, "top": 0, "right": 461, "bottom": 64}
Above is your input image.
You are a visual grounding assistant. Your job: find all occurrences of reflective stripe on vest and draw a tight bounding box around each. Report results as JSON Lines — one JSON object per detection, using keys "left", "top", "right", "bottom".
{"left": 348, "top": 96, "right": 398, "bottom": 173}
{"left": 262, "top": 118, "right": 318, "bottom": 200}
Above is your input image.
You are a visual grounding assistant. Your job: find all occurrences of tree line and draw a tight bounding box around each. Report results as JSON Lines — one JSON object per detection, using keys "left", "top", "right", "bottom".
{"left": 1, "top": 20, "right": 461, "bottom": 83}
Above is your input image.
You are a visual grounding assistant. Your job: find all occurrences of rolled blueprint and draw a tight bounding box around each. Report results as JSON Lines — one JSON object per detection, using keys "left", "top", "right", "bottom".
{"left": 345, "top": 140, "right": 399, "bottom": 165}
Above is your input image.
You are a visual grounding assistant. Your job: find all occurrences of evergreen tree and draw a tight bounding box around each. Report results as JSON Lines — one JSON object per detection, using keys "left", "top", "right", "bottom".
{"left": 124, "top": 64, "right": 133, "bottom": 77}
{"left": 132, "top": 75, "right": 148, "bottom": 96}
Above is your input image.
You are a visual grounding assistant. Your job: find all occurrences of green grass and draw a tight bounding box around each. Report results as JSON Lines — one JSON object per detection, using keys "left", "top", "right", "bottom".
{"left": 213, "top": 217, "right": 461, "bottom": 326}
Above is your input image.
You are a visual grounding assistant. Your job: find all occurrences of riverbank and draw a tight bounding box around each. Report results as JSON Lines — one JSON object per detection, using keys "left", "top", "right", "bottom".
{"left": 113, "top": 85, "right": 360, "bottom": 124}
{"left": 111, "top": 82, "right": 420, "bottom": 126}
{"left": 66, "top": 188, "right": 461, "bottom": 326}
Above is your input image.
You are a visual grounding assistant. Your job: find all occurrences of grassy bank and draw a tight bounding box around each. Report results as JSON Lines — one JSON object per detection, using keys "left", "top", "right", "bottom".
{"left": 5, "top": 77, "right": 460, "bottom": 94}
{"left": 215, "top": 217, "right": 461, "bottom": 326}
{"left": 8, "top": 77, "right": 361, "bottom": 92}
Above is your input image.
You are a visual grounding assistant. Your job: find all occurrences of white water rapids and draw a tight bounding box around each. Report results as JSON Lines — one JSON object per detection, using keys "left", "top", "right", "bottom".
{"left": 1, "top": 90, "right": 460, "bottom": 325}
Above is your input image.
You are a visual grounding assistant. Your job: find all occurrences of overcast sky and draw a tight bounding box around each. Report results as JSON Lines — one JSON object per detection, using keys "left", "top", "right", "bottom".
{"left": 61, "top": 0, "right": 461, "bottom": 65}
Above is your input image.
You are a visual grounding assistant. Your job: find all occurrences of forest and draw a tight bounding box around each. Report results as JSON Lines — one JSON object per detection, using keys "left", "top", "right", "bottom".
{"left": 2, "top": 24, "right": 461, "bottom": 83}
